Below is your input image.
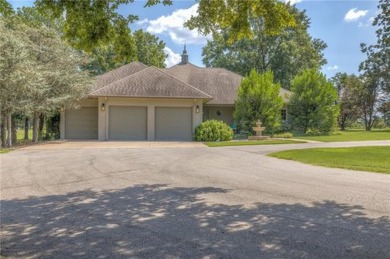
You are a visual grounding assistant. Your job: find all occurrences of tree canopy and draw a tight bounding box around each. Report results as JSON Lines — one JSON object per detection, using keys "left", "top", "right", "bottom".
{"left": 0, "top": 17, "right": 93, "bottom": 146}
{"left": 289, "top": 69, "right": 339, "bottom": 135}
{"left": 360, "top": 0, "right": 389, "bottom": 94}
{"left": 33, "top": 0, "right": 296, "bottom": 50}
{"left": 331, "top": 73, "right": 362, "bottom": 130}
{"left": 202, "top": 5, "right": 326, "bottom": 89}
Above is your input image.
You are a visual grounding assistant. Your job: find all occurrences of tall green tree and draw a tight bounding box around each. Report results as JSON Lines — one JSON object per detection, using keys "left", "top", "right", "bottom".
{"left": 360, "top": 0, "right": 389, "bottom": 94}
{"left": 331, "top": 73, "right": 362, "bottom": 130}
{"left": 202, "top": 6, "right": 327, "bottom": 89}
{"left": 289, "top": 69, "right": 339, "bottom": 135}
{"left": 0, "top": 17, "right": 93, "bottom": 146}
{"left": 0, "top": 18, "right": 33, "bottom": 147}
{"left": 133, "top": 30, "right": 166, "bottom": 68}
{"left": 234, "top": 70, "right": 284, "bottom": 134}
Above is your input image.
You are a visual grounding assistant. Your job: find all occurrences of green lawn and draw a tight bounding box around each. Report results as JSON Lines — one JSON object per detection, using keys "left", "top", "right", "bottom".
{"left": 0, "top": 149, "right": 9, "bottom": 154}
{"left": 205, "top": 139, "right": 305, "bottom": 147}
{"left": 269, "top": 146, "right": 390, "bottom": 173}
{"left": 294, "top": 129, "right": 390, "bottom": 142}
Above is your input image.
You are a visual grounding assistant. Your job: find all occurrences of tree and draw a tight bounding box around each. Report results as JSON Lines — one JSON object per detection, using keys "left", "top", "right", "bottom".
{"left": 331, "top": 73, "right": 362, "bottom": 130}
{"left": 289, "top": 69, "right": 339, "bottom": 135}
{"left": 202, "top": 6, "right": 327, "bottom": 89}
{"left": 0, "top": 18, "right": 33, "bottom": 147}
{"left": 0, "top": 17, "right": 93, "bottom": 146}
{"left": 85, "top": 30, "right": 167, "bottom": 75}
{"left": 0, "top": 0, "right": 13, "bottom": 17}
{"left": 133, "top": 30, "right": 166, "bottom": 68}
{"left": 186, "top": 0, "right": 296, "bottom": 42}
{"left": 35, "top": 0, "right": 296, "bottom": 49}
{"left": 360, "top": 0, "right": 389, "bottom": 94}
{"left": 354, "top": 76, "right": 379, "bottom": 131}
{"left": 358, "top": 0, "right": 389, "bottom": 131}
{"left": 234, "top": 70, "right": 284, "bottom": 134}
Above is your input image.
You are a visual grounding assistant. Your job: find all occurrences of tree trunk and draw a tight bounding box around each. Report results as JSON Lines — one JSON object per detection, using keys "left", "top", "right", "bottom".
{"left": 32, "top": 112, "right": 40, "bottom": 143}
{"left": 24, "top": 117, "right": 29, "bottom": 140}
{"left": 6, "top": 113, "right": 12, "bottom": 148}
{"left": 38, "top": 113, "right": 45, "bottom": 140}
{"left": 0, "top": 112, "right": 6, "bottom": 148}
{"left": 11, "top": 115, "right": 17, "bottom": 144}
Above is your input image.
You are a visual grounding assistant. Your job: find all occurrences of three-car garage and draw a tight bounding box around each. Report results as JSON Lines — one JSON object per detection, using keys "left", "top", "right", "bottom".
{"left": 62, "top": 100, "right": 199, "bottom": 141}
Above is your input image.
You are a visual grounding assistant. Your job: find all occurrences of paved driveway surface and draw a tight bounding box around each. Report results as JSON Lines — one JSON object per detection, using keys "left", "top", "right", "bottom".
{"left": 1, "top": 141, "right": 390, "bottom": 258}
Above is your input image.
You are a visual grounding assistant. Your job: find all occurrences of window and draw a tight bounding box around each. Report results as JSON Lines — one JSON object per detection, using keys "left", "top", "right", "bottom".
{"left": 281, "top": 109, "right": 287, "bottom": 121}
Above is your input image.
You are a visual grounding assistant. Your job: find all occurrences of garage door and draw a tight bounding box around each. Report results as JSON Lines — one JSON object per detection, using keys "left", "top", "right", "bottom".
{"left": 109, "top": 106, "right": 147, "bottom": 140}
{"left": 65, "top": 107, "right": 98, "bottom": 139}
{"left": 155, "top": 107, "right": 192, "bottom": 141}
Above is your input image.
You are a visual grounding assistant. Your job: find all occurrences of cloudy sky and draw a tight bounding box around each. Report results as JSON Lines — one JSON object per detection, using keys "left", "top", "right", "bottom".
{"left": 9, "top": 0, "right": 378, "bottom": 78}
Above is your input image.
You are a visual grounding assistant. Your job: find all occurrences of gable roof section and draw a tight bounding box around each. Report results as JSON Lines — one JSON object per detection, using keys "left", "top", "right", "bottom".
{"left": 90, "top": 66, "right": 212, "bottom": 99}
{"left": 94, "top": 61, "right": 148, "bottom": 90}
{"left": 165, "top": 63, "right": 292, "bottom": 105}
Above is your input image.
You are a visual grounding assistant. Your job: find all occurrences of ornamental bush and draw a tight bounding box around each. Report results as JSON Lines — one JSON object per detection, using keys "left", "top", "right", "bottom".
{"left": 195, "top": 120, "right": 233, "bottom": 142}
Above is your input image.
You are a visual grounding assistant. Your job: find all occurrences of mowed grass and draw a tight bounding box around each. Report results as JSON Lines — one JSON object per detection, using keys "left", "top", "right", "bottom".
{"left": 205, "top": 139, "right": 305, "bottom": 147}
{"left": 294, "top": 129, "right": 390, "bottom": 142}
{"left": 269, "top": 146, "right": 390, "bottom": 173}
{"left": 0, "top": 149, "right": 9, "bottom": 154}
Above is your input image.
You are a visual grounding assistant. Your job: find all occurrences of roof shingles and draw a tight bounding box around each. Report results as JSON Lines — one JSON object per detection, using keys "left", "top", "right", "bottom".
{"left": 90, "top": 61, "right": 292, "bottom": 104}
{"left": 90, "top": 66, "right": 212, "bottom": 99}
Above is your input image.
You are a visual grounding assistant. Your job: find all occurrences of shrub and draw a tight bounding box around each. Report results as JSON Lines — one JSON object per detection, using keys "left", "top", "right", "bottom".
{"left": 195, "top": 120, "right": 233, "bottom": 142}
{"left": 274, "top": 132, "right": 293, "bottom": 138}
{"left": 305, "top": 128, "right": 322, "bottom": 136}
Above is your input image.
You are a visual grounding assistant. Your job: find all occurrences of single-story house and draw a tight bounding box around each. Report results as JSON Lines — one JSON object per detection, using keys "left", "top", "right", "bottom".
{"left": 60, "top": 47, "right": 291, "bottom": 141}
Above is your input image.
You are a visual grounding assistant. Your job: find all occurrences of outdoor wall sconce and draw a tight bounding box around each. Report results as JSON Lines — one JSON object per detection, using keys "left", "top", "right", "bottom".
{"left": 196, "top": 105, "right": 200, "bottom": 113}
{"left": 101, "top": 103, "right": 105, "bottom": 111}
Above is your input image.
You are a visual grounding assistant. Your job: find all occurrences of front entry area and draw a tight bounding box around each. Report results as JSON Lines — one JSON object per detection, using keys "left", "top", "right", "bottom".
{"left": 155, "top": 107, "right": 192, "bottom": 141}
{"left": 108, "top": 106, "right": 147, "bottom": 140}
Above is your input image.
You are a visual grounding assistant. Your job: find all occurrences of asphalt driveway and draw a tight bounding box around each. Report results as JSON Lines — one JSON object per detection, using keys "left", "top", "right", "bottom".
{"left": 1, "top": 140, "right": 390, "bottom": 258}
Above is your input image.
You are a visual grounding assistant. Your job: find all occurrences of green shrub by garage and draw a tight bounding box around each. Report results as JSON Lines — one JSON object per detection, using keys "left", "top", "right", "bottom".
{"left": 195, "top": 120, "right": 233, "bottom": 142}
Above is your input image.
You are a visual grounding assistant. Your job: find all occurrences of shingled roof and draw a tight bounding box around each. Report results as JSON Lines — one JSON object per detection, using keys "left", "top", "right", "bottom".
{"left": 95, "top": 61, "right": 147, "bottom": 90}
{"left": 164, "top": 64, "right": 241, "bottom": 105}
{"left": 165, "top": 63, "right": 292, "bottom": 105}
{"left": 90, "top": 66, "right": 212, "bottom": 99}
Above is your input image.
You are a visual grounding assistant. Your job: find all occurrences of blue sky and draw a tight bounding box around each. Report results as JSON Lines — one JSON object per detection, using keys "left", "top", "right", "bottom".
{"left": 9, "top": 0, "right": 378, "bottom": 78}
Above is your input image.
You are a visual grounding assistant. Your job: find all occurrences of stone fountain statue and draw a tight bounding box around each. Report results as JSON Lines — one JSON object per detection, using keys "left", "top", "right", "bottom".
{"left": 248, "top": 120, "right": 270, "bottom": 140}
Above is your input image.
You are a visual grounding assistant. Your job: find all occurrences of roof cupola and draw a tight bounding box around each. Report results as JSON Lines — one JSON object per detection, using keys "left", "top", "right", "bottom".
{"left": 181, "top": 44, "right": 189, "bottom": 64}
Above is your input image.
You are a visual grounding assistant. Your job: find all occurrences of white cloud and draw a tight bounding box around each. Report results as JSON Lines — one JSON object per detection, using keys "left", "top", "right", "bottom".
{"left": 284, "top": 0, "right": 302, "bottom": 5}
{"left": 164, "top": 47, "right": 181, "bottom": 67}
{"left": 344, "top": 8, "right": 368, "bottom": 22}
{"left": 327, "top": 65, "right": 339, "bottom": 71}
{"left": 358, "top": 16, "right": 374, "bottom": 27}
{"left": 143, "top": 4, "right": 210, "bottom": 45}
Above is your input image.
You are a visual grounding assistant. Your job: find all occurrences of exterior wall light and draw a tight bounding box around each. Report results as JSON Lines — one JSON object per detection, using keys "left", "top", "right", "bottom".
{"left": 101, "top": 103, "right": 105, "bottom": 111}
{"left": 196, "top": 105, "right": 200, "bottom": 113}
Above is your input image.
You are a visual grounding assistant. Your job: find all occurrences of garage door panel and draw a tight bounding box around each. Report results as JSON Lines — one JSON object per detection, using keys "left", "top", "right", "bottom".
{"left": 155, "top": 107, "right": 192, "bottom": 141}
{"left": 65, "top": 107, "right": 98, "bottom": 139}
{"left": 109, "top": 106, "right": 147, "bottom": 140}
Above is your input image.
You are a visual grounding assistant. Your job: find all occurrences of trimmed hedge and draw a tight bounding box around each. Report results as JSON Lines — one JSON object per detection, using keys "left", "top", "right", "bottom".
{"left": 195, "top": 120, "right": 233, "bottom": 142}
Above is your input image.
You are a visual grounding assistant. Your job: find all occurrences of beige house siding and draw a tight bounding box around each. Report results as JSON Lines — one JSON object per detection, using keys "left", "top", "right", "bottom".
{"left": 203, "top": 105, "right": 235, "bottom": 126}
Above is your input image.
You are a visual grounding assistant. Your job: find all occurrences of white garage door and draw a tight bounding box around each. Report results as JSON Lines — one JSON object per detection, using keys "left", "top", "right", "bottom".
{"left": 109, "top": 106, "right": 147, "bottom": 140}
{"left": 65, "top": 107, "right": 98, "bottom": 139}
{"left": 155, "top": 107, "right": 192, "bottom": 141}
